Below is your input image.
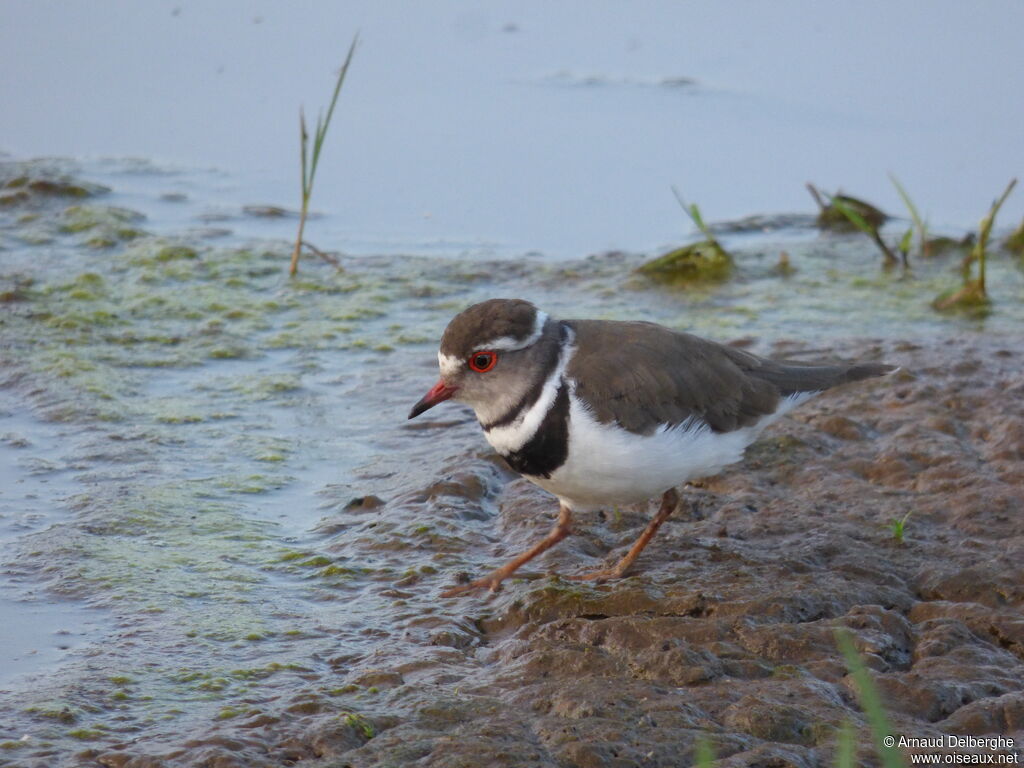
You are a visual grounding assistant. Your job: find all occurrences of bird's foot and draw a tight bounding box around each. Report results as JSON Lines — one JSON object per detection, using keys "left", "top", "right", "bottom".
{"left": 567, "top": 566, "right": 626, "bottom": 583}
{"left": 441, "top": 571, "right": 507, "bottom": 597}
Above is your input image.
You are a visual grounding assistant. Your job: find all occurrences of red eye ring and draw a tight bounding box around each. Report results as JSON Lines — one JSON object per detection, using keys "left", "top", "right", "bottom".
{"left": 468, "top": 350, "right": 498, "bottom": 373}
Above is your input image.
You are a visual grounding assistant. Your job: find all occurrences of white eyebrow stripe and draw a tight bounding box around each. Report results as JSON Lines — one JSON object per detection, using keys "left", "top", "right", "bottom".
{"left": 438, "top": 352, "right": 461, "bottom": 378}
{"left": 475, "top": 311, "right": 548, "bottom": 352}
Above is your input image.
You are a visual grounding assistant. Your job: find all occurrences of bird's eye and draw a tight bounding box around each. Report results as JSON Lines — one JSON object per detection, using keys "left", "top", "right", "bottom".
{"left": 468, "top": 351, "right": 497, "bottom": 373}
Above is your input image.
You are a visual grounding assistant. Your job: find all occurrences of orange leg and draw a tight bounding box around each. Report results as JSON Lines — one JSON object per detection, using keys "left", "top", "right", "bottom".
{"left": 442, "top": 505, "right": 573, "bottom": 597}
{"left": 570, "top": 487, "right": 680, "bottom": 583}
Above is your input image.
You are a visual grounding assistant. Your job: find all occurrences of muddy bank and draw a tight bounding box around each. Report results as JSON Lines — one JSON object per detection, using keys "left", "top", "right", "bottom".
{"left": 299, "top": 336, "right": 1024, "bottom": 768}
{"left": 6, "top": 336, "right": 1012, "bottom": 768}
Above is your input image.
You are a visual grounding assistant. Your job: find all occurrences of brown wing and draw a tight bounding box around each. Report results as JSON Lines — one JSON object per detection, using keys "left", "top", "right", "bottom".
{"left": 565, "top": 320, "right": 893, "bottom": 435}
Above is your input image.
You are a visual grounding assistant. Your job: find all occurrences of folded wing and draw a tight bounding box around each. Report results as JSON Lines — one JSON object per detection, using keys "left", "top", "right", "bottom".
{"left": 565, "top": 319, "right": 894, "bottom": 435}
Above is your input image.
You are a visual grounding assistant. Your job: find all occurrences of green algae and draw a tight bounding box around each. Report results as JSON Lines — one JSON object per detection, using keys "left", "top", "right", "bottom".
{"left": 24, "top": 704, "right": 80, "bottom": 723}
{"left": 155, "top": 244, "right": 199, "bottom": 261}
{"left": 302, "top": 555, "right": 333, "bottom": 567}
{"left": 230, "top": 662, "right": 308, "bottom": 680}
{"left": 1, "top": 169, "right": 109, "bottom": 199}
{"left": 153, "top": 401, "right": 205, "bottom": 423}
{"left": 636, "top": 241, "right": 733, "bottom": 285}
{"left": 60, "top": 205, "right": 145, "bottom": 239}
{"left": 67, "top": 727, "right": 106, "bottom": 740}
{"left": 242, "top": 436, "right": 295, "bottom": 463}
{"left": 342, "top": 711, "right": 376, "bottom": 739}
{"left": 320, "top": 564, "right": 360, "bottom": 578}
{"left": 328, "top": 684, "right": 361, "bottom": 695}
{"left": 234, "top": 374, "right": 303, "bottom": 399}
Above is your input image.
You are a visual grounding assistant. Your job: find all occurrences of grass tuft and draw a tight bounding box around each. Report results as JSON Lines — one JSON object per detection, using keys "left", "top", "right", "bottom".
{"left": 889, "top": 174, "right": 929, "bottom": 259}
{"left": 289, "top": 35, "right": 359, "bottom": 277}
{"left": 671, "top": 186, "right": 726, "bottom": 253}
{"left": 809, "top": 183, "right": 900, "bottom": 267}
{"left": 636, "top": 188, "right": 733, "bottom": 285}
{"left": 889, "top": 511, "right": 912, "bottom": 544}
{"left": 807, "top": 183, "right": 887, "bottom": 231}
{"left": 933, "top": 178, "right": 1016, "bottom": 313}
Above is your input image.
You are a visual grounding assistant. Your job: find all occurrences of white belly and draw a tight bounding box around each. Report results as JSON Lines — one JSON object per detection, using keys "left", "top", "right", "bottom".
{"left": 532, "top": 391, "right": 813, "bottom": 509}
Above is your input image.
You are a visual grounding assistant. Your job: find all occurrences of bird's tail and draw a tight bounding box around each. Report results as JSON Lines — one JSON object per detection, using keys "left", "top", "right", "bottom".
{"left": 754, "top": 360, "right": 898, "bottom": 396}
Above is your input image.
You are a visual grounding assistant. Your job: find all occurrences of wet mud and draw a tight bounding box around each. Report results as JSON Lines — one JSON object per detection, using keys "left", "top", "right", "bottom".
{"left": 1, "top": 162, "right": 1023, "bottom": 766}
{"left": 27, "top": 336, "right": 1018, "bottom": 768}
{"left": 301, "top": 338, "right": 1023, "bottom": 768}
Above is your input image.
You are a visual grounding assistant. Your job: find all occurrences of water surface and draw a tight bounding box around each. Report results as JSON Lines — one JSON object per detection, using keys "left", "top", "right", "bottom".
{"left": 2, "top": 1, "right": 1023, "bottom": 258}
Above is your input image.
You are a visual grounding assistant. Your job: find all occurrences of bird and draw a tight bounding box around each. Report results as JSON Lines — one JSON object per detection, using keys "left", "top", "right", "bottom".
{"left": 408, "top": 298, "right": 895, "bottom": 596}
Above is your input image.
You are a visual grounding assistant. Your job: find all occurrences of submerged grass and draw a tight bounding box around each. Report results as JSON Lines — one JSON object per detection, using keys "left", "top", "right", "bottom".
{"left": 889, "top": 174, "right": 930, "bottom": 260}
{"left": 670, "top": 186, "right": 726, "bottom": 254}
{"left": 809, "top": 183, "right": 900, "bottom": 267}
{"left": 934, "top": 178, "right": 1017, "bottom": 313}
{"left": 807, "top": 183, "right": 887, "bottom": 231}
{"left": 636, "top": 187, "right": 733, "bottom": 285}
{"left": 289, "top": 35, "right": 359, "bottom": 277}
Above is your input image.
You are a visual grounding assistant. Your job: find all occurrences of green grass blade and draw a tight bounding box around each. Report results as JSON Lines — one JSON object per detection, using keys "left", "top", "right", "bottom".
{"left": 899, "top": 228, "right": 913, "bottom": 256}
{"left": 835, "top": 628, "right": 906, "bottom": 768}
{"left": 836, "top": 720, "right": 856, "bottom": 768}
{"left": 829, "top": 194, "right": 899, "bottom": 264}
{"left": 308, "top": 34, "right": 359, "bottom": 190}
{"left": 291, "top": 33, "right": 358, "bottom": 277}
{"left": 299, "top": 108, "right": 310, "bottom": 196}
{"left": 670, "top": 186, "right": 721, "bottom": 247}
{"left": 670, "top": 186, "right": 694, "bottom": 226}
{"left": 695, "top": 735, "right": 716, "bottom": 767}
{"left": 889, "top": 174, "right": 925, "bottom": 236}
{"left": 689, "top": 203, "right": 707, "bottom": 234}
{"left": 971, "top": 178, "right": 1017, "bottom": 290}
{"left": 830, "top": 196, "right": 875, "bottom": 236}
{"left": 310, "top": 109, "right": 326, "bottom": 176}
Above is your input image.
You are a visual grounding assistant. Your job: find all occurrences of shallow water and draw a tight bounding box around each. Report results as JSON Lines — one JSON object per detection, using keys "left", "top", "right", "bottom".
{"left": 2, "top": 1, "right": 1023, "bottom": 258}
{"left": 1, "top": 159, "right": 1023, "bottom": 762}
{"left": 0, "top": 390, "right": 106, "bottom": 686}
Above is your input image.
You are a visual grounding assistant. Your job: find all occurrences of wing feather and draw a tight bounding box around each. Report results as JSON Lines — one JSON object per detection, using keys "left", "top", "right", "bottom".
{"left": 565, "top": 320, "right": 892, "bottom": 435}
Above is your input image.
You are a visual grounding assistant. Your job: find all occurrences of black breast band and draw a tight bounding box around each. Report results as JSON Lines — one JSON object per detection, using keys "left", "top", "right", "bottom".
{"left": 502, "top": 379, "right": 570, "bottom": 479}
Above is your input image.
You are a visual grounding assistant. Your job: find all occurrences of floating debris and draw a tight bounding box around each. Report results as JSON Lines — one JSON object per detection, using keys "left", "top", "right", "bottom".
{"left": 808, "top": 183, "right": 898, "bottom": 266}
{"left": 807, "top": 184, "right": 888, "bottom": 233}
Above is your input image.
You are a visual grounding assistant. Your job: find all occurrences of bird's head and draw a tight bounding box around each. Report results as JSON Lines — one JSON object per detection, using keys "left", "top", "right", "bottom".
{"left": 408, "top": 298, "right": 556, "bottom": 424}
